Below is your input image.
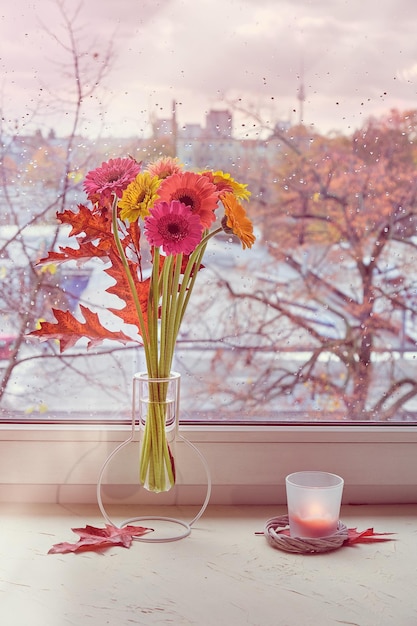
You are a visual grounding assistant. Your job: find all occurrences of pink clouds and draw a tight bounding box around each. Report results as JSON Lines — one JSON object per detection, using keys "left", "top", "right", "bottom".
{"left": 1, "top": 0, "right": 416, "bottom": 139}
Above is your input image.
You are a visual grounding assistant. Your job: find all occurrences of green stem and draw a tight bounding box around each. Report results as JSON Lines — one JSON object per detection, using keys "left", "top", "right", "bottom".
{"left": 139, "top": 378, "right": 175, "bottom": 491}
{"left": 159, "top": 253, "right": 177, "bottom": 377}
{"left": 172, "top": 228, "right": 221, "bottom": 339}
{"left": 147, "top": 247, "right": 161, "bottom": 378}
{"left": 111, "top": 195, "right": 150, "bottom": 364}
{"left": 136, "top": 226, "right": 223, "bottom": 493}
{"left": 161, "top": 254, "right": 182, "bottom": 376}
{"left": 111, "top": 198, "right": 175, "bottom": 492}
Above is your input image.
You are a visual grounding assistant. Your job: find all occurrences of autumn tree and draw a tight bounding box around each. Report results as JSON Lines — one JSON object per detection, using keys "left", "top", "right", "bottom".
{"left": 211, "top": 110, "right": 417, "bottom": 420}
{"left": 0, "top": 0, "right": 116, "bottom": 414}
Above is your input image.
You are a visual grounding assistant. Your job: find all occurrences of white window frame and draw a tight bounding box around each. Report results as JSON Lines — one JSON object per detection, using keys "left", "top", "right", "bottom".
{"left": 1, "top": 423, "right": 416, "bottom": 504}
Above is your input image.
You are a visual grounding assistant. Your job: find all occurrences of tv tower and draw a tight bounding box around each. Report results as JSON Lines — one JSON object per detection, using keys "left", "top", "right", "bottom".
{"left": 172, "top": 99, "right": 177, "bottom": 154}
{"left": 297, "top": 61, "right": 306, "bottom": 125}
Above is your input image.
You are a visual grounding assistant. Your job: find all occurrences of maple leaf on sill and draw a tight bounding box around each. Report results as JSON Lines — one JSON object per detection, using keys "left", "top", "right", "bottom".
{"left": 29, "top": 304, "right": 134, "bottom": 352}
{"left": 345, "top": 527, "right": 396, "bottom": 545}
{"left": 48, "top": 523, "right": 153, "bottom": 554}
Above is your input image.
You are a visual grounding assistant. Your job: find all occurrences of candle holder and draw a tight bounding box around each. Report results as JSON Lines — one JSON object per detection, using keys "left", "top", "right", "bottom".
{"left": 286, "top": 471, "right": 344, "bottom": 538}
{"left": 263, "top": 515, "right": 349, "bottom": 553}
{"left": 262, "top": 472, "right": 347, "bottom": 554}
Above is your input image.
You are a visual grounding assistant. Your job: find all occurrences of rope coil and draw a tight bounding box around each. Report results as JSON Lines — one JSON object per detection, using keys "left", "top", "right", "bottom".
{"left": 264, "top": 515, "right": 349, "bottom": 553}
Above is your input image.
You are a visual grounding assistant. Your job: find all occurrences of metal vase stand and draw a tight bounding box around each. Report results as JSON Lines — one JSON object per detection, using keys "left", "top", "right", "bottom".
{"left": 96, "top": 374, "right": 212, "bottom": 543}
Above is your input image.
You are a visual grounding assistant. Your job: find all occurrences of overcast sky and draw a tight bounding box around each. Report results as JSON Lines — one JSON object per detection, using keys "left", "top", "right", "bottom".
{"left": 1, "top": 0, "right": 417, "bottom": 138}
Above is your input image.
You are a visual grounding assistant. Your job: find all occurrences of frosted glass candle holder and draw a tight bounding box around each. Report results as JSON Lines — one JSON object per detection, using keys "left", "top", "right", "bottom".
{"left": 285, "top": 471, "right": 344, "bottom": 538}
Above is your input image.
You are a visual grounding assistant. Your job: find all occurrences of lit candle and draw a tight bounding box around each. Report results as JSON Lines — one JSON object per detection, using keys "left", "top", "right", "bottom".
{"left": 286, "top": 471, "right": 344, "bottom": 538}
{"left": 290, "top": 506, "right": 338, "bottom": 538}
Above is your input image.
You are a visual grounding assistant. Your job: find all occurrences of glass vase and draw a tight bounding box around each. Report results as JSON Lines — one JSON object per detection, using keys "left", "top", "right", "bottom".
{"left": 134, "top": 371, "right": 180, "bottom": 493}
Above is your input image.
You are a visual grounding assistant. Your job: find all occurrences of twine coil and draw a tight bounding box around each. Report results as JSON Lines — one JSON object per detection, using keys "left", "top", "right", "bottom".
{"left": 264, "top": 515, "right": 349, "bottom": 553}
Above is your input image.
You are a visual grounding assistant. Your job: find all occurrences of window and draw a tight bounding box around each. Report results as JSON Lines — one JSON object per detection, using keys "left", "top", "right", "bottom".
{"left": 1, "top": 0, "right": 417, "bottom": 424}
{"left": 1, "top": 0, "right": 417, "bottom": 504}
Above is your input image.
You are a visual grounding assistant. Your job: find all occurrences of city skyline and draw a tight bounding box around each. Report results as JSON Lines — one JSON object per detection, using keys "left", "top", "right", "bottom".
{"left": 1, "top": 0, "right": 417, "bottom": 139}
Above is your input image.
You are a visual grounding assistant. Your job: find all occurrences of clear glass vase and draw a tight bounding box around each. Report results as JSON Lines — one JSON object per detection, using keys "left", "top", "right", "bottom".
{"left": 134, "top": 371, "right": 180, "bottom": 493}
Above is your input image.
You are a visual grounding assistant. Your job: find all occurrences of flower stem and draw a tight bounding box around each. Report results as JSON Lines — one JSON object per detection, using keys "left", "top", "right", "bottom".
{"left": 111, "top": 195, "right": 150, "bottom": 362}
{"left": 127, "top": 223, "right": 224, "bottom": 493}
{"left": 111, "top": 197, "right": 176, "bottom": 492}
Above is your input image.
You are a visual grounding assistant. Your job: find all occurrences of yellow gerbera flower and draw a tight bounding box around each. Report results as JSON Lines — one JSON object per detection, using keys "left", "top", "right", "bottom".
{"left": 118, "top": 172, "right": 161, "bottom": 222}
{"left": 221, "top": 192, "right": 256, "bottom": 249}
{"left": 204, "top": 170, "right": 251, "bottom": 201}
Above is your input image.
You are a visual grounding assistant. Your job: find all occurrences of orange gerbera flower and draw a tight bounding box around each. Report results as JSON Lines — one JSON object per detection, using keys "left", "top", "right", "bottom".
{"left": 221, "top": 192, "right": 256, "bottom": 249}
{"left": 157, "top": 171, "right": 219, "bottom": 229}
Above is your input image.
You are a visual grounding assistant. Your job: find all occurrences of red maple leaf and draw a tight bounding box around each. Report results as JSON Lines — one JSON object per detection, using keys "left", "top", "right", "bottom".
{"left": 48, "top": 523, "right": 153, "bottom": 554}
{"left": 29, "top": 304, "right": 134, "bottom": 351}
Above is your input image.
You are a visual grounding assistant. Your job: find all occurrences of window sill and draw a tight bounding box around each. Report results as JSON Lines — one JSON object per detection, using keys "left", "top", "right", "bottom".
{"left": 1, "top": 502, "right": 416, "bottom": 625}
{"left": 1, "top": 424, "right": 416, "bottom": 504}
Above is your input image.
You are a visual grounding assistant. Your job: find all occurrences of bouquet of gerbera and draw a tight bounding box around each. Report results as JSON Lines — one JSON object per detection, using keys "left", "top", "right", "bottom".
{"left": 31, "top": 155, "right": 255, "bottom": 492}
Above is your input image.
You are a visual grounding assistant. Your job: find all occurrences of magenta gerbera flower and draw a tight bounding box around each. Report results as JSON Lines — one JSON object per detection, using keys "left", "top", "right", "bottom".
{"left": 83, "top": 158, "right": 141, "bottom": 205}
{"left": 144, "top": 200, "right": 203, "bottom": 255}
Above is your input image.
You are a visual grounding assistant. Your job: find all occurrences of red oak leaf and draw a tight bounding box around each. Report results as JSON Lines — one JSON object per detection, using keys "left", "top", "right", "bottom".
{"left": 48, "top": 523, "right": 153, "bottom": 554}
{"left": 260, "top": 525, "right": 396, "bottom": 548}
{"left": 29, "top": 304, "right": 134, "bottom": 351}
{"left": 345, "top": 527, "right": 396, "bottom": 545}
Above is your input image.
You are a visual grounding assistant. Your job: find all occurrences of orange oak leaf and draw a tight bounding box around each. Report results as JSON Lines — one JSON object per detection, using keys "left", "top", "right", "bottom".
{"left": 58, "top": 204, "right": 112, "bottom": 241}
{"left": 29, "top": 304, "right": 134, "bottom": 352}
{"left": 37, "top": 241, "right": 110, "bottom": 266}
{"left": 36, "top": 205, "right": 115, "bottom": 267}
{"left": 105, "top": 252, "right": 150, "bottom": 334}
{"left": 48, "top": 523, "right": 153, "bottom": 554}
{"left": 126, "top": 219, "right": 141, "bottom": 257}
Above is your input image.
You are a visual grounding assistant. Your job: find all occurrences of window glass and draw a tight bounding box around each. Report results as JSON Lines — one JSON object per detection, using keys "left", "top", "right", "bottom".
{"left": 1, "top": 0, "right": 417, "bottom": 423}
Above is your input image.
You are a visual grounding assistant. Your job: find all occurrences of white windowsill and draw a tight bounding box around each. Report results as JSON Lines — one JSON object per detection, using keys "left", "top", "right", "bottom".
{"left": 2, "top": 502, "right": 416, "bottom": 625}
{"left": 1, "top": 423, "right": 416, "bottom": 504}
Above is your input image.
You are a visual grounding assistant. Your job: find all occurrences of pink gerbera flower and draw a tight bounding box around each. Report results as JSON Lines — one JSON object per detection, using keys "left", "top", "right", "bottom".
{"left": 157, "top": 171, "right": 219, "bottom": 229}
{"left": 145, "top": 156, "right": 183, "bottom": 180}
{"left": 84, "top": 158, "right": 141, "bottom": 205}
{"left": 144, "top": 200, "right": 203, "bottom": 255}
